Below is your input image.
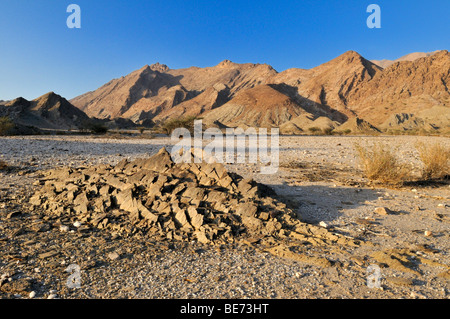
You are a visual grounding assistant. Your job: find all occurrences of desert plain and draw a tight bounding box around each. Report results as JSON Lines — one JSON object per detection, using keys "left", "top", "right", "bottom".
{"left": 0, "top": 134, "right": 448, "bottom": 299}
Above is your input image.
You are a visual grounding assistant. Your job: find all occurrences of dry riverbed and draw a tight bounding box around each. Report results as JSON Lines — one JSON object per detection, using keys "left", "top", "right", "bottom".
{"left": 0, "top": 135, "right": 449, "bottom": 299}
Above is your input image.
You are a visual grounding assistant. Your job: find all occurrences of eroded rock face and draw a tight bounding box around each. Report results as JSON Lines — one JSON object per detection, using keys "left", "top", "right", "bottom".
{"left": 29, "top": 147, "right": 359, "bottom": 248}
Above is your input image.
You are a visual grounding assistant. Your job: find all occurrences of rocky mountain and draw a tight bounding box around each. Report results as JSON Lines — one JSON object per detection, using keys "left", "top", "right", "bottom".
{"left": 0, "top": 92, "right": 90, "bottom": 131}
{"left": 269, "top": 51, "right": 383, "bottom": 122}
{"left": 69, "top": 50, "right": 449, "bottom": 134}
{"left": 371, "top": 50, "right": 442, "bottom": 69}
{"left": 346, "top": 50, "right": 450, "bottom": 126}
{"left": 71, "top": 60, "right": 277, "bottom": 121}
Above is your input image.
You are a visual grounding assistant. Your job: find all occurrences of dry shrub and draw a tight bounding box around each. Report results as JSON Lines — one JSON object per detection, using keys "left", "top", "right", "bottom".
{"left": 0, "top": 116, "right": 14, "bottom": 136}
{"left": 0, "top": 159, "right": 7, "bottom": 170}
{"left": 416, "top": 142, "right": 450, "bottom": 180}
{"left": 355, "top": 143, "right": 409, "bottom": 185}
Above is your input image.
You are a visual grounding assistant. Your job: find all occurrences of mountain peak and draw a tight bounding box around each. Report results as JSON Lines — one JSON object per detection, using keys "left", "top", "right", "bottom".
{"left": 342, "top": 50, "right": 363, "bottom": 58}
{"left": 149, "top": 62, "right": 169, "bottom": 73}
{"left": 216, "top": 59, "right": 236, "bottom": 68}
{"left": 6, "top": 97, "right": 30, "bottom": 107}
{"left": 33, "top": 91, "right": 64, "bottom": 104}
{"left": 335, "top": 50, "right": 366, "bottom": 63}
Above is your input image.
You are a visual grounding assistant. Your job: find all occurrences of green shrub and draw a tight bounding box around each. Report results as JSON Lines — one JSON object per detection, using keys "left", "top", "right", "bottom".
{"left": 159, "top": 116, "right": 197, "bottom": 135}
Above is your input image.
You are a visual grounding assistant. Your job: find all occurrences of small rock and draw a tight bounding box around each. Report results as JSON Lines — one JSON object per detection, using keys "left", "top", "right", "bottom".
{"left": 107, "top": 252, "right": 120, "bottom": 261}
{"left": 60, "top": 225, "right": 70, "bottom": 232}
{"left": 47, "top": 293, "right": 58, "bottom": 299}
{"left": 38, "top": 250, "right": 59, "bottom": 259}
{"left": 374, "top": 207, "right": 393, "bottom": 216}
{"left": 73, "top": 221, "right": 82, "bottom": 228}
{"left": 424, "top": 230, "right": 433, "bottom": 237}
{"left": 29, "top": 291, "right": 36, "bottom": 298}
{"left": 7, "top": 211, "right": 21, "bottom": 219}
{"left": 319, "top": 221, "right": 328, "bottom": 228}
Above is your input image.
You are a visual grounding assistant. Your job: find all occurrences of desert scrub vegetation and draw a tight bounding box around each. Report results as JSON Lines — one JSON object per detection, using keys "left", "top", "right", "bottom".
{"left": 416, "top": 142, "right": 450, "bottom": 180}
{"left": 158, "top": 116, "right": 197, "bottom": 135}
{"left": 0, "top": 159, "right": 8, "bottom": 170}
{"left": 308, "top": 127, "right": 321, "bottom": 134}
{"left": 355, "top": 143, "right": 409, "bottom": 185}
{"left": 0, "top": 116, "right": 14, "bottom": 136}
{"left": 80, "top": 120, "right": 109, "bottom": 135}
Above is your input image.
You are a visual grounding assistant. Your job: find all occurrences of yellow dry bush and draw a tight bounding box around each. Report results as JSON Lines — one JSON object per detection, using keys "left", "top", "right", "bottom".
{"left": 355, "top": 143, "right": 409, "bottom": 185}
{"left": 416, "top": 142, "right": 450, "bottom": 180}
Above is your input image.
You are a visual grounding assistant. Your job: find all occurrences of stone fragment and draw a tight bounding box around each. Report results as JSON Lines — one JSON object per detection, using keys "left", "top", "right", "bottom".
{"left": 6, "top": 211, "right": 21, "bottom": 219}
{"left": 29, "top": 195, "right": 42, "bottom": 207}
{"left": 182, "top": 187, "right": 206, "bottom": 201}
{"left": 174, "top": 209, "right": 189, "bottom": 228}
{"left": 137, "top": 202, "right": 158, "bottom": 224}
{"left": 241, "top": 216, "right": 264, "bottom": 233}
{"left": 235, "top": 202, "right": 258, "bottom": 217}
{"left": 104, "top": 175, "right": 128, "bottom": 190}
{"left": 188, "top": 207, "right": 204, "bottom": 229}
{"left": 38, "top": 250, "right": 59, "bottom": 259}
{"left": 107, "top": 252, "right": 120, "bottom": 261}
{"left": 195, "top": 230, "right": 210, "bottom": 244}
{"left": 374, "top": 207, "right": 393, "bottom": 215}
{"left": 142, "top": 147, "right": 173, "bottom": 172}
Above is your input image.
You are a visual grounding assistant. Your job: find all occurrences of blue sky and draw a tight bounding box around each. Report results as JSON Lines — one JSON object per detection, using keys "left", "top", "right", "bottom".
{"left": 0, "top": 0, "right": 449, "bottom": 101}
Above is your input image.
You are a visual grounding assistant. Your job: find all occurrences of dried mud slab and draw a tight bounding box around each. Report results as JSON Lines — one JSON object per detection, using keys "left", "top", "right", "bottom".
{"left": 29, "top": 147, "right": 362, "bottom": 265}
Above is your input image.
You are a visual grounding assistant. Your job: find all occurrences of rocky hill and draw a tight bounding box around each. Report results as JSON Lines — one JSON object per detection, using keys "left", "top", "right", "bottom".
{"left": 346, "top": 50, "right": 450, "bottom": 127}
{"left": 0, "top": 92, "right": 90, "bottom": 131}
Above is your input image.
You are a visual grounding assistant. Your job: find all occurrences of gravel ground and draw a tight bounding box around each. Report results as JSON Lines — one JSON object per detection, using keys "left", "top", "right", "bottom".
{"left": 0, "top": 134, "right": 449, "bottom": 299}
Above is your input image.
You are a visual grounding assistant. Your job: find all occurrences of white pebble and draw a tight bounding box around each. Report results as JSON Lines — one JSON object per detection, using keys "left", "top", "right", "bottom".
{"left": 29, "top": 291, "right": 36, "bottom": 298}
{"left": 60, "top": 225, "right": 70, "bottom": 232}
{"left": 319, "top": 221, "right": 328, "bottom": 228}
{"left": 73, "top": 221, "right": 82, "bottom": 228}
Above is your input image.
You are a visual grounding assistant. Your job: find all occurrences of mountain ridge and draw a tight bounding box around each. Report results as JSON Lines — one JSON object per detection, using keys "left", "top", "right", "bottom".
{"left": 65, "top": 49, "right": 449, "bottom": 134}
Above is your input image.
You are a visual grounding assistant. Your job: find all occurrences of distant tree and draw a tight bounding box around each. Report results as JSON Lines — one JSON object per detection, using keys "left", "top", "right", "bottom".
{"left": 159, "top": 116, "right": 197, "bottom": 135}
